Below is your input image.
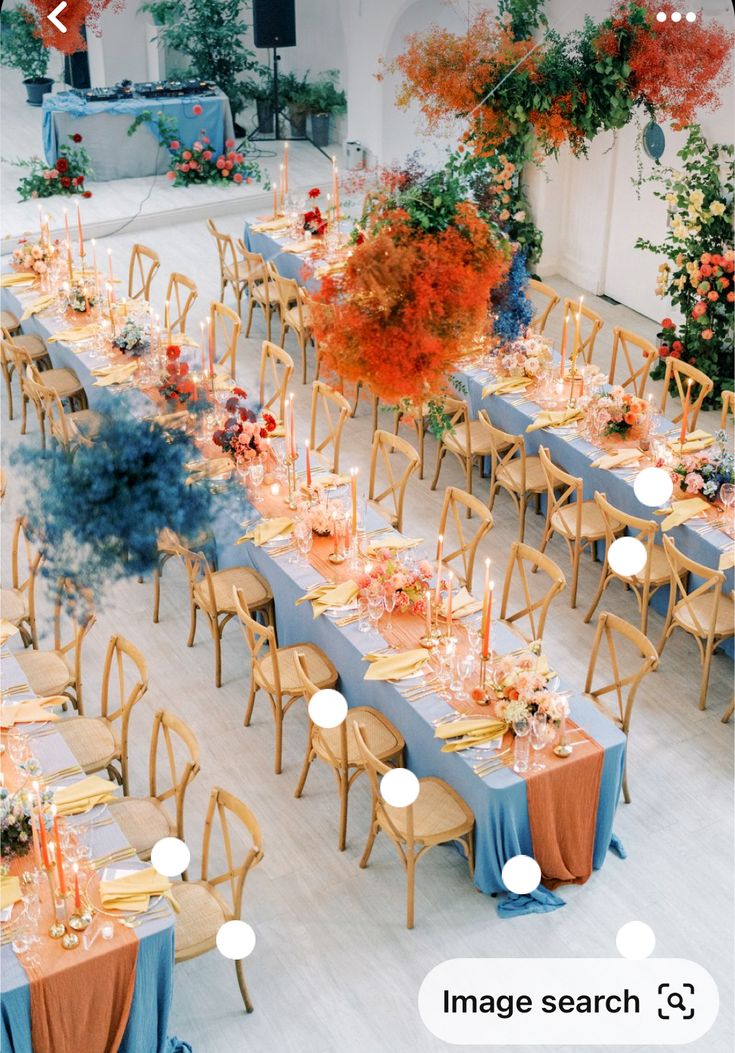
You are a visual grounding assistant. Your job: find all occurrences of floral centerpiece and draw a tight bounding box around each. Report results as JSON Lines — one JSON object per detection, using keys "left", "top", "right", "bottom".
{"left": 499, "top": 333, "right": 552, "bottom": 378}
{"left": 212, "top": 387, "right": 276, "bottom": 470}
{"left": 15, "top": 132, "right": 92, "bottom": 201}
{"left": 672, "top": 433, "right": 734, "bottom": 503}
{"left": 583, "top": 387, "right": 648, "bottom": 439}
{"left": 483, "top": 650, "right": 569, "bottom": 728}
{"left": 0, "top": 786, "right": 34, "bottom": 859}
{"left": 357, "top": 550, "right": 434, "bottom": 614}
{"left": 12, "top": 236, "right": 58, "bottom": 276}
{"left": 113, "top": 319, "right": 149, "bottom": 357}
{"left": 158, "top": 345, "right": 202, "bottom": 408}
{"left": 303, "top": 188, "right": 328, "bottom": 236}
{"left": 64, "top": 282, "right": 98, "bottom": 313}
{"left": 304, "top": 500, "right": 337, "bottom": 536}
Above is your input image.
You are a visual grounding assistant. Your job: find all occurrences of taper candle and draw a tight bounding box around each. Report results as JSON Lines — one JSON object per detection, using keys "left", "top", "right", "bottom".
{"left": 305, "top": 440, "right": 312, "bottom": 487}
{"left": 199, "top": 320, "right": 206, "bottom": 373}
{"left": 288, "top": 394, "right": 295, "bottom": 460}
{"left": 273, "top": 183, "right": 278, "bottom": 218}
{"left": 446, "top": 571, "right": 453, "bottom": 633}
{"left": 107, "top": 248, "right": 113, "bottom": 284}
{"left": 91, "top": 239, "right": 99, "bottom": 295}
{"left": 207, "top": 314, "right": 214, "bottom": 377}
{"left": 425, "top": 588, "right": 432, "bottom": 638}
{"left": 481, "top": 558, "right": 491, "bottom": 658}
{"left": 73, "top": 863, "right": 81, "bottom": 911}
{"left": 284, "top": 142, "right": 289, "bottom": 196}
{"left": 37, "top": 794, "right": 50, "bottom": 869}
{"left": 37, "top": 203, "right": 43, "bottom": 241}
{"left": 164, "top": 300, "right": 171, "bottom": 343}
{"left": 559, "top": 306, "right": 567, "bottom": 378}
{"left": 76, "top": 203, "right": 84, "bottom": 257}
{"left": 679, "top": 378, "right": 693, "bottom": 445}
{"left": 63, "top": 207, "right": 70, "bottom": 248}
{"left": 51, "top": 805, "right": 67, "bottom": 896}
{"left": 435, "top": 534, "right": 444, "bottom": 606}
{"left": 350, "top": 467, "right": 358, "bottom": 534}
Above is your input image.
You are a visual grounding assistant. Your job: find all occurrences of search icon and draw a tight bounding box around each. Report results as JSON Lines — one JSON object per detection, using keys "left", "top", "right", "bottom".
{"left": 657, "top": 983, "right": 695, "bottom": 1021}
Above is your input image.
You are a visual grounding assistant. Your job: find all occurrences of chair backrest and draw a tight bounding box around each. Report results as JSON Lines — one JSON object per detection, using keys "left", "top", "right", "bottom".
{"left": 210, "top": 301, "right": 241, "bottom": 379}
{"left": 149, "top": 709, "right": 201, "bottom": 839}
{"left": 200, "top": 785, "right": 263, "bottom": 920}
{"left": 662, "top": 534, "right": 726, "bottom": 639}
{"left": 538, "top": 446, "right": 583, "bottom": 536}
{"left": 208, "top": 219, "right": 242, "bottom": 287}
{"left": 259, "top": 340, "right": 293, "bottom": 421}
{"left": 235, "top": 242, "right": 270, "bottom": 287}
{"left": 500, "top": 541, "right": 566, "bottom": 643}
{"left": 100, "top": 635, "right": 148, "bottom": 780}
{"left": 309, "top": 380, "right": 350, "bottom": 474}
{"left": 128, "top": 243, "right": 160, "bottom": 301}
{"left": 478, "top": 410, "right": 531, "bottom": 489}
{"left": 368, "top": 429, "right": 420, "bottom": 533}
{"left": 168, "top": 539, "right": 220, "bottom": 615}
{"left": 275, "top": 274, "right": 307, "bottom": 330}
{"left": 165, "top": 272, "right": 198, "bottom": 336}
{"left": 53, "top": 577, "right": 95, "bottom": 699}
{"left": 584, "top": 611, "right": 658, "bottom": 732}
{"left": 294, "top": 651, "right": 349, "bottom": 772}
{"left": 440, "top": 397, "right": 474, "bottom": 458}
{"left": 10, "top": 516, "right": 42, "bottom": 610}
{"left": 608, "top": 327, "right": 656, "bottom": 398}
{"left": 660, "top": 357, "right": 713, "bottom": 428}
{"left": 353, "top": 724, "right": 413, "bottom": 847}
{"left": 721, "top": 390, "right": 734, "bottom": 430}
{"left": 528, "top": 279, "right": 560, "bottom": 335}
{"left": 563, "top": 298, "right": 604, "bottom": 366}
{"left": 437, "top": 486, "right": 493, "bottom": 592}
{"left": 21, "top": 363, "right": 51, "bottom": 424}
{"left": 594, "top": 491, "right": 659, "bottom": 582}
{"left": 6, "top": 338, "right": 33, "bottom": 379}
{"left": 232, "top": 586, "right": 281, "bottom": 696}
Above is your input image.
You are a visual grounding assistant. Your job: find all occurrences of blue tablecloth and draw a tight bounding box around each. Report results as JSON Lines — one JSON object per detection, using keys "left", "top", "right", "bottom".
{"left": 43, "top": 90, "right": 234, "bottom": 181}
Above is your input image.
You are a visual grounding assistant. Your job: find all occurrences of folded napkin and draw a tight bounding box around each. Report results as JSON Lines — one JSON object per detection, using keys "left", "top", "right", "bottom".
{"left": 301, "top": 472, "right": 350, "bottom": 491}
{"left": 93, "top": 365, "right": 138, "bottom": 387}
{"left": 527, "top": 408, "right": 584, "bottom": 432}
{"left": 298, "top": 579, "right": 358, "bottom": 618}
{"left": 0, "top": 272, "right": 36, "bottom": 287}
{"left": 0, "top": 695, "right": 63, "bottom": 729}
{"left": 0, "top": 619, "right": 19, "bottom": 645}
{"left": 250, "top": 217, "right": 291, "bottom": 233}
{"left": 20, "top": 294, "right": 56, "bottom": 320}
{"left": 366, "top": 535, "right": 423, "bottom": 556}
{"left": 591, "top": 447, "right": 643, "bottom": 470}
{"left": 659, "top": 497, "right": 711, "bottom": 531}
{"left": 363, "top": 648, "right": 428, "bottom": 681}
{"left": 482, "top": 376, "right": 530, "bottom": 398}
{"left": 282, "top": 240, "right": 315, "bottom": 255}
{"left": 435, "top": 717, "right": 508, "bottom": 752}
{"left": 441, "top": 586, "right": 482, "bottom": 620}
{"left": 668, "top": 430, "right": 715, "bottom": 456}
{"left": 91, "top": 361, "right": 137, "bottom": 378}
{"left": 150, "top": 410, "right": 189, "bottom": 428}
{"left": 99, "top": 867, "right": 178, "bottom": 914}
{"left": 53, "top": 775, "right": 118, "bottom": 816}
{"left": 313, "top": 260, "right": 347, "bottom": 279}
{"left": 719, "top": 548, "right": 735, "bottom": 571}
{"left": 0, "top": 875, "right": 22, "bottom": 912}
{"left": 48, "top": 324, "right": 99, "bottom": 344}
{"left": 239, "top": 516, "right": 294, "bottom": 546}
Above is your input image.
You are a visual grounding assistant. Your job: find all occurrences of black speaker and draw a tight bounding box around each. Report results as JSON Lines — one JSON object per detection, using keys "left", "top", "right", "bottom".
{"left": 253, "top": 0, "right": 296, "bottom": 48}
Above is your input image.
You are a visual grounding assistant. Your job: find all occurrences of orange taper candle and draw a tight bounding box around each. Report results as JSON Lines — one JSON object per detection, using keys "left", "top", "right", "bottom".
{"left": 51, "top": 806, "right": 67, "bottom": 896}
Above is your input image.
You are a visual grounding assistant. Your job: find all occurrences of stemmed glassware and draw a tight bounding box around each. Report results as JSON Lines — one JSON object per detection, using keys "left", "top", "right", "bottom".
{"left": 718, "top": 483, "right": 735, "bottom": 530}
{"left": 382, "top": 588, "right": 397, "bottom": 634}
{"left": 512, "top": 716, "right": 530, "bottom": 773}
{"left": 295, "top": 520, "right": 313, "bottom": 565}
{"left": 367, "top": 594, "right": 385, "bottom": 634}
{"left": 529, "top": 712, "right": 549, "bottom": 771}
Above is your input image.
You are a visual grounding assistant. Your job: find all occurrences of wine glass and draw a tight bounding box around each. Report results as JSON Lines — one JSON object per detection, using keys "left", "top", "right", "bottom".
{"left": 356, "top": 594, "right": 371, "bottom": 633}
{"left": 367, "top": 593, "right": 385, "bottom": 634}
{"left": 295, "top": 521, "right": 313, "bottom": 565}
{"left": 248, "top": 461, "right": 265, "bottom": 490}
{"left": 383, "top": 587, "right": 397, "bottom": 633}
{"left": 718, "top": 483, "right": 735, "bottom": 530}
{"left": 530, "top": 712, "right": 549, "bottom": 771}
{"left": 7, "top": 731, "right": 30, "bottom": 767}
{"left": 512, "top": 716, "right": 530, "bottom": 774}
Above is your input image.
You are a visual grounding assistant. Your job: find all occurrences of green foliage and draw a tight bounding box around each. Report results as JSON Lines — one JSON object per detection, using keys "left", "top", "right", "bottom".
{"left": 14, "top": 133, "right": 92, "bottom": 201}
{"left": 279, "top": 70, "right": 312, "bottom": 112}
{"left": 499, "top": 0, "right": 548, "bottom": 41}
{"left": 308, "top": 70, "right": 347, "bottom": 115}
{"left": 0, "top": 5, "right": 49, "bottom": 80}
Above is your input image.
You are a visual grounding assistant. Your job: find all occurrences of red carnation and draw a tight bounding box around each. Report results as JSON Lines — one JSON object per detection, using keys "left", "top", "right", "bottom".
{"left": 233, "top": 387, "right": 247, "bottom": 398}
{"left": 56, "top": 157, "right": 69, "bottom": 173}
{"left": 166, "top": 171, "right": 176, "bottom": 181}
{"left": 82, "top": 191, "right": 92, "bottom": 198}
{"left": 179, "top": 361, "right": 190, "bottom": 375}
{"left": 169, "top": 140, "right": 180, "bottom": 150}
{"left": 216, "top": 157, "right": 225, "bottom": 169}
{"left": 225, "top": 138, "right": 235, "bottom": 148}
{"left": 263, "top": 413, "right": 276, "bottom": 432}
{"left": 233, "top": 173, "right": 243, "bottom": 183}
{"left": 60, "top": 176, "right": 71, "bottom": 188}
{"left": 166, "top": 345, "right": 181, "bottom": 359}
{"left": 660, "top": 317, "right": 675, "bottom": 329}
{"left": 192, "top": 104, "right": 203, "bottom": 116}
{"left": 308, "top": 187, "right": 320, "bottom": 198}
{"left": 669, "top": 347, "right": 682, "bottom": 358}
{"left": 71, "top": 133, "right": 83, "bottom": 143}
{"left": 658, "top": 345, "right": 670, "bottom": 357}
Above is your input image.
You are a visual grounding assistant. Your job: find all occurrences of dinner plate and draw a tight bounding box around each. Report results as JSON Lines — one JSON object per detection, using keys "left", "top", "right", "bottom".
{"left": 84, "top": 867, "right": 163, "bottom": 917}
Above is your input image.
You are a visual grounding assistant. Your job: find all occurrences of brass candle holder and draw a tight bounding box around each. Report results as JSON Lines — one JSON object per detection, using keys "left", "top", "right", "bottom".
{"left": 61, "top": 900, "right": 80, "bottom": 950}
{"left": 68, "top": 902, "right": 93, "bottom": 932}
{"left": 284, "top": 455, "right": 298, "bottom": 510}
{"left": 327, "top": 511, "right": 348, "bottom": 565}
{"left": 45, "top": 865, "right": 66, "bottom": 939}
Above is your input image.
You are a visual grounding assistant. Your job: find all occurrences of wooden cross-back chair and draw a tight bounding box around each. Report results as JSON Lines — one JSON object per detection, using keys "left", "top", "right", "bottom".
{"left": 368, "top": 429, "right": 420, "bottom": 534}
{"left": 354, "top": 725, "right": 475, "bottom": 930}
{"left": 293, "top": 654, "right": 404, "bottom": 851}
{"left": 608, "top": 327, "right": 657, "bottom": 398}
{"left": 481, "top": 410, "right": 550, "bottom": 542}
{"left": 538, "top": 446, "right": 621, "bottom": 609}
{"left": 309, "top": 380, "right": 350, "bottom": 474}
{"left": 431, "top": 397, "right": 494, "bottom": 508}
{"left": 584, "top": 492, "right": 669, "bottom": 636}
{"left": 583, "top": 611, "right": 658, "bottom": 803}
{"left": 528, "top": 278, "right": 560, "bottom": 335}
{"left": 109, "top": 709, "right": 201, "bottom": 864}
{"left": 258, "top": 340, "right": 293, "bottom": 423}
{"left": 26, "top": 367, "right": 99, "bottom": 451}
{"left": 1, "top": 310, "right": 21, "bottom": 337}
{"left": 500, "top": 541, "right": 566, "bottom": 645}
{"left": 658, "top": 535, "right": 734, "bottom": 710}
{"left": 437, "top": 486, "right": 493, "bottom": 592}
{"left": 173, "top": 785, "right": 264, "bottom": 1013}
{"left": 152, "top": 526, "right": 216, "bottom": 625}
{"left": 210, "top": 300, "right": 242, "bottom": 379}
{"left": 58, "top": 634, "right": 148, "bottom": 794}
{"left": 207, "top": 219, "right": 248, "bottom": 315}
{"left": 659, "top": 357, "right": 713, "bottom": 428}
{"left": 233, "top": 588, "right": 338, "bottom": 774}
{"left": 128, "top": 243, "right": 160, "bottom": 301}
{"left": 165, "top": 272, "right": 198, "bottom": 336}
{"left": 720, "top": 390, "right": 734, "bottom": 430}
{"left": 9, "top": 343, "right": 86, "bottom": 440}
{"left": 1, "top": 516, "right": 42, "bottom": 647}
{"left": 275, "top": 274, "right": 313, "bottom": 383}
{"left": 235, "top": 242, "right": 281, "bottom": 340}
{"left": 1, "top": 330, "right": 51, "bottom": 421}
{"left": 392, "top": 400, "right": 430, "bottom": 480}
{"left": 562, "top": 298, "right": 604, "bottom": 366}
{"left": 15, "top": 577, "right": 95, "bottom": 713}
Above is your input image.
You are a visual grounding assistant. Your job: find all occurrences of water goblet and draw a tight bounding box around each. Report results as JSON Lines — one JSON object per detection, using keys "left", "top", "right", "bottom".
{"left": 529, "top": 712, "right": 549, "bottom": 771}
{"left": 383, "top": 588, "right": 397, "bottom": 633}
{"left": 296, "top": 522, "right": 313, "bottom": 566}
{"left": 512, "top": 716, "right": 530, "bottom": 774}
{"left": 367, "top": 593, "right": 385, "bottom": 634}
{"left": 356, "top": 594, "right": 371, "bottom": 633}
{"left": 7, "top": 731, "right": 30, "bottom": 768}
{"left": 718, "top": 483, "right": 735, "bottom": 530}
{"left": 248, "top": 461, "right": 265, "bottom": 490}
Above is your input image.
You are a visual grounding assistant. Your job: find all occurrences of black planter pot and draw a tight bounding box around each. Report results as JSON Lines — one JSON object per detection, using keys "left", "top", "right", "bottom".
{"left": 256, "top": 99, "right": 274, "bottom": 134}
{"left": 288, "top": 106, "right": 307, "bottom": 138}
{"left": 310, "top": 113, "right": 331, "bottom": 148}
{"left": 24, "top": 77, "right": 53, "bottom": 107}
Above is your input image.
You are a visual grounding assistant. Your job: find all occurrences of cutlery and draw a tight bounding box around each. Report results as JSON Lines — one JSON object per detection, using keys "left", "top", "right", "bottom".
{"left": 42, "top": 765, "right": 83, "bottom": 782}
{"left": 121, "top": 908, "right": 170, "bottom": 928}
{"left": 334, "top": 612, "right": 362, "bottom": 627}
{"left": 400, "top": 677, "right": 439, "bottom": 697}
{"left": 474, "top": 759, "right": 508, "bottom": 777}
{"left": 403, "top": 686, "right": 440, "bottom": 703}
{"left": 432, "top": 712, "right": 466, "bottom": 727}
{"left": 92, "top": 846, "right": 137, "bottom": 869}
{"left": 1, "top": 684, "right": 30, "bottom": 698}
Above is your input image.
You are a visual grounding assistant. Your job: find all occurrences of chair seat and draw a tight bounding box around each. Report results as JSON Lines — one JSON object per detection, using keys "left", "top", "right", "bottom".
{"left": 0, "top": 587, "right": 27, "bottom": 625}
{"left": 39, "top": 367, "right": 84, "bottom": 399}
{"left": 174, "top": 880, "right": 229, "bottom": 961}
{"left": 1, "top": 310, "right": 21, "bottom": 332}
{"left": 71, "top": 408, "right": 103, "bottom": 436}
{"left": 223, "top": 265, "right": 247, "bottom": 288}
{"left": 194, "top": 566, "right": 271, "bottom": 615}
{"left": 12, "top": 335, "right": 48, "bottom": 359}
{"left": 283, "top": 306, "right": 310, "bottom": 333}
{"left": 316, "top": 707, "right": 403, "bottom": 767}
{"left": 551, "top": 500, "right": 607, "bottom": 540}
{"left": 107, "top": 796, "right": 175, "bottom": 858}
{"left": 15, "top": 648, "right": 73, "bottom": 696}
{"left": 382, "top": 776, "right": 474, "bottom": 844}
{"left": 497, "top": 454, "right": 546, "bottom": 493}
{"left": 442, "top": 420, "right": 494, "bottom": 458}
{"left": 674, "top": 591, "right": 735, "bottom": 637}
{"left": 250, "top": 281, "right": 279, "bottom": 306}
{"left": 620, "top": 543, "right": 670, "bottom": 584}
{"left": 59, "top": 716, "right": 118, "bottom": 773}
{"left": 257, "top": 643, "right": 337, "bottom": 696}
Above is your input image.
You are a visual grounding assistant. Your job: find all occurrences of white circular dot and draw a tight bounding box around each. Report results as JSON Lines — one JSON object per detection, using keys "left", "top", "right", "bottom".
{"left": 501, "top": 854, "right": 541, "bottom": 894}
{"left": 656, "top": 10, "right": 667, "bottom": 21}
{"left": 671, "top": 10, "right": 682, "bottom": 22}
{"left": 216, "top": 920, "right": 256, "bottom": 960}
{"left": 308, "top": 688, "right": 347, "bottom": 729}
{"left": 150, "top": 836, "right": 190, "bottom": 877}
{"left": 616, "top": 920, "right": 656, "bottom": 960}
{"left": 609, "top": 536, "right": 647, "bottom": 577}
{"left": 634, "top": 466, "right": 673, "bottom": 508}
{"left": 685, "top": 11, "right": 696, "bottom": 22}
{"left": 380, "top": 767, "right": 420, "bottom": 807}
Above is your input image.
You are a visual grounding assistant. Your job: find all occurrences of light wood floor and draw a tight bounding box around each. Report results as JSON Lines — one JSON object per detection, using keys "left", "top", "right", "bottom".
{"left": 1, "top": 153, "right": 733, "bottom": 1053}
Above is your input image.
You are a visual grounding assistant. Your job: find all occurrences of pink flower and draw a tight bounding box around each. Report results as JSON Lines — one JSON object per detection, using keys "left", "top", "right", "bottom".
{"left": 202, "top": 150, "right": 213, "bottom": 161}
{"left": 182, "top": 150, "right": 192, "bottom": 161}
{"left": 193, "top": 141, "right": 203, "bottom": 152}
{"left": 216, "top": 158, "right": 225, "bottom": 169}
{"left": 192, "top": 104, "right": 203, "bottom": 116}
{"left": 233, "top": 172, "right": 243, "bottom": 183}
{"left": 202, "top": 136, "right": 210, "bottom": 144}
{"left": 180, "top": 163, "right": 190, "bottom": 173}
{"left": 684, "top": 472, "right": 705, "bottom": 493}
{"left": 166, "top": 170, "right": 176, "bottom": 181}
{"left": 170, "top": 140, "right": 180, "bottom": 150}
{"left": 225, "top": 138, "right": 235, "bottom": 148}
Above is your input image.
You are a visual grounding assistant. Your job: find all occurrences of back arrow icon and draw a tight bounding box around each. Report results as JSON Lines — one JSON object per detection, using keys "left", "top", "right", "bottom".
{"left": 48, "top": 2, "right": 68, "bottom": 33}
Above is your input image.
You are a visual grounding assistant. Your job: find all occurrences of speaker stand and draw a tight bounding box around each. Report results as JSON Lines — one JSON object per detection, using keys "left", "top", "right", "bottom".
{"left": 248, "top": 48, "right": 306, "bottom": 144}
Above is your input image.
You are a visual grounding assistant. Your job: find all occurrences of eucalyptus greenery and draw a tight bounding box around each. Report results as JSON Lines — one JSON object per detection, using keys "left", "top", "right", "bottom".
{"left": 0, "top": 5, "right": 50, "bottom": 81}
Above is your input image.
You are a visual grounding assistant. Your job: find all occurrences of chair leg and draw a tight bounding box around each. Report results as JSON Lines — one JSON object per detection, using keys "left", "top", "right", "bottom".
{"left": 244, "top": 676, "right": 256, "bottom": 727}
{"left": 152, "top": 567, "right": 162, "bottom": 624}
{"left": 273, "top": 704, "right": 283, "bottom": 775}
{"left": 186, "top": 601, "right": 197, "bottom": 647}
{"left": 518, "top": 494, "right": 527, "bottom": 543}
{"left": 301, "top": 337, "right": 308, "bottom": 385}
{"left": 20, "top": 391, "right": 28, "bottom": 435}
{"left": 699, "top": 636, "right": 716, "bottom": 710}
{"left": 2, "top": 367, "right": 13, "bottom": 421}
{"left": 569, "top": 541, "right": 581, "bottom": 609}
{"left": 235, "top": 959, "right": 254, "bottom": 1014}
{"left": 430, "top": 446, "right": 445, "bottom": 491}
{"left": 212, "top": 619, "right": 223, "bottom": 688}
{"left": 245, "top": 296, "right": 255, "bottom": 338}
{"left": 584, "top": 564, "right": 608, "bottom": 625}
{"left": 337, "top": 772, "right": 349, "bottom": 852}
{"left": 721, "top": 698, "right": 734, "bottom": 723}
{"left": 406, "top": 850, "right": 416, "bottom": 929}
{"left": 622, "top": 760, "right": 631, "bottom": 805}
{"left": 294, "top": 740, "right": 314, "bottom": 798}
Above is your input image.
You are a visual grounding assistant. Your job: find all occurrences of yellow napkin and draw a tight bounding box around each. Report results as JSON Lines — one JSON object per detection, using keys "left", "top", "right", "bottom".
{"left": 250, "top": 217, "right": 291, "bottom": 233}
{"left": 659, "top": 497, "right": 710, "bottom": 531}
{"left": 0, "top": 875, "right": 22, "bottom": 911}
{"left": 366, "top": 535, "right": 423, "bottom": 556}
{"left": 91, "top": 361, "right": 137, "bottom": 377}
{"left": 441, "top": 587, "right": 482, "bottom": 620}
{"left": 53, "top": 775, "right": 118, "bottom": 816}
{"left": 0, "top": 272, "right": 36, "bottom": 287}
{"left": 0, "top": 695, "right": 63, "bottom": 728}
{"left": 99, "top": 866, "right": 178, "bottom": 914}
{"left": 20, "top": 294, "right": 56, "bottom": 320}
{"left": 238, "top": 516, "right": 294, "bottom": 546}
{"left": 668, "top": 430, "right": 715, "bottom": 456}
{"left": 435, "top": 718, "right": 508, "bottom": 752}
{"left": 313, "top": 260, "right": 347, "bottom": 279}
{"left": 282, "top": 240, "right": 315, "bottom": 255}
{"left": 363, "top": 648, "right": 428, "bottom": 681}
{"left": 93, "top": 364, "right": 138, "bottom": 387}
{"left": 301, "top": 472, "right": 350, "bottom": 491}
{"left": 482, "top": 376, "right": 530, "bottom": 398}
{"left": 47, "top": 324, "right": 99, "bottom": 344}
{"left": 526, "top": 408, "right": 584, "bottom": 432}
{"left": 0, "top": 619, "right": 19, "bottom": 646}
{"left": 719, "top": 548, "right": 735, "bottom": 571}
{"left": 591, "top": 447, "right": 643, "bottom": 470}
{"left": 297, "top": 579, "right": 358, "bottom": 618}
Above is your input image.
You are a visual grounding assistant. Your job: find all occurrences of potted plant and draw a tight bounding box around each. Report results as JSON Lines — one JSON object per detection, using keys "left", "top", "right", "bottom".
{"left": 244, "top": 66, "right": 274, "bottom": 134}
{"left": 279, "top": 70, "right": 311, "bottom": 138}
{"left": 308, "top": 70, "right": 346, "bottom": 148}
{"left": 0, "top": 5, "right": 53, "bottom": 107}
